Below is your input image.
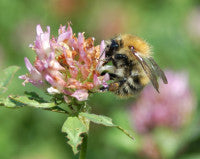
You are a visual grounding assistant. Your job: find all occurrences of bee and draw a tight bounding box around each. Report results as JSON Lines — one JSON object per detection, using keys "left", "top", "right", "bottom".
{"left": 99, "top": 34, "right": 168, "bottom": 96}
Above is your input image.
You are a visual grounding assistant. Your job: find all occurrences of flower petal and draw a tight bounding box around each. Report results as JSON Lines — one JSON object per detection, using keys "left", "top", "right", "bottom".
{"left": 93, "top": 73, "right": 101, "bottom": 86}
{"left": 96, "top": 40, "right": 106, "bottom": 70}
{"left": 71, "top": 89, "right": 89, "bottom": 101}
{"left": 59, "top": 25, "right": 66, "bottom": 34}
{"left": 24, "top": 57, "right": 42, "bottom": 80}
{"left": 47, "top": 87, "right": 60, "bottom": 94}
{"left": 36, "top": 24, "right": 43, "bottom": 35}
{"left": 57, "top": 32, "right": 71, "bottom": 43}
{"left": 24, "top": 57, "right": 34, "bottom": 72}
{"left": 102, "top": 73, "right": 110, "bottom": 87}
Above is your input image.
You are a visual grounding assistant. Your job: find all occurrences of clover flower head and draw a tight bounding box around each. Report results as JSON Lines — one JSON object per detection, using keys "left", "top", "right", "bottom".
{"left": 131, "top": 70, "right": 196, "bottom": 133}
{"left": 19, "top": 23, "right": 109, "bottom": 101}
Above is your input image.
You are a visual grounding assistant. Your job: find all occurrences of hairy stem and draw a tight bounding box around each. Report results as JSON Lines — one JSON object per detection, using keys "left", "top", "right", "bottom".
{"left": 79, "top": 133, "right": 88, "bottom": 159}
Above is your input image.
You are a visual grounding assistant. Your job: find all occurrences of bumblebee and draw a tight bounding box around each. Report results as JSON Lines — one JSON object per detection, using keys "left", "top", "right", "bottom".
{"left": 99, "top": 34, "right": 168, "bottom": 96}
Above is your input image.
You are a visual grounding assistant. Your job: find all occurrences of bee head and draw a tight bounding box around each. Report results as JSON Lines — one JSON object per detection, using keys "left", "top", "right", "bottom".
{"left": 105, "top": 38, "right": 121, "bottom": 58}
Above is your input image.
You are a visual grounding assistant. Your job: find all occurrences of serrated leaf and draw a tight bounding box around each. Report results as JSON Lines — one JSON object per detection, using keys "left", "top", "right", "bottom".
{"left": 80, "top": 112, "right": 115, "bottom": 126}
{"left": 62, "top": 116, "right": 87, "bottom": 154}
{"left": 0, "top": 66, "right": 20, "bottom": 94}
{"left": 8, "top": 95, "right": 56, "bottom": 108}
{"left": 0, "top": 92, "right": 68, "bottom": 114}
{"left": 0, "top": 97, "right": 24, "bottom": 108}
{"left": 0, "top": 95, "right": 56, "bottom": 108}
{"left": 80, "top": 112, "right": 134, "bottom": 140}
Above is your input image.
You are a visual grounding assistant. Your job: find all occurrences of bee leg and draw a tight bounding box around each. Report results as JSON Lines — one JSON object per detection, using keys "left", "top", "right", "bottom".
{"left": 99, "top": 65, "right": 115, "bottom": 74}
{"left": 107, "top": 78, "right": 127, "bottom": 92}
{"left": 99, "top": 77, "right": 126, "bottom": 92}
{"left": 101, "top": 72, "right": 120, "bottom": 80}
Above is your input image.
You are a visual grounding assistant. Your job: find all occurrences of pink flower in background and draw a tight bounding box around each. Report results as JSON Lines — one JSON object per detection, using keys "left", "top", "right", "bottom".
{"left": 131, "top": 70, "right": 196, "bottom": 133}
{"left": 19, "top": 23, "right": 109, "bottom": 101}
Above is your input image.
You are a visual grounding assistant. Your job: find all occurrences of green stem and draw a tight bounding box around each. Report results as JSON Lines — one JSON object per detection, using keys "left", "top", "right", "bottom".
{"left": 79, "top": 133, "right": 88, "bottom": 159}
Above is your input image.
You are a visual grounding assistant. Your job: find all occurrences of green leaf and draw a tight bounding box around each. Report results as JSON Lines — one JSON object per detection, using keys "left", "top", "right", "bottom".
{"left": 62, "top": 116, "right": 88, "bottom": 154}
{"left": 0, "top": 66, "right": 20, "bottom": 94}
{"left": 0, "top": 94, "right": 56, "bottom": 108}
{"left": 80, "top": 112, "right": 134, "bottom": 140}
{"left": 0, "top": 96, "right": 24, "bottom": 108}
{"left": 80, "top": 112, "right": 114, "bottom": 126}
{"left": 8, "top": 95, "right": 56, "bottom": 108}
{"left": 0, "top": 92, "right": 69, "bottom": 114}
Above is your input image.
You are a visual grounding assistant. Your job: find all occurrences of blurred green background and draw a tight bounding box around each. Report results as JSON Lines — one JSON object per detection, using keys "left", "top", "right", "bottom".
{"left": 1, "top": 0, "right": 200, "bottom": 159}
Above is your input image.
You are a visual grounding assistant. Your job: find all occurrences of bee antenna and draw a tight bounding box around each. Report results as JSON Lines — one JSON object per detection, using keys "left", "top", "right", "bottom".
{"left": 98, "top": 46, "right": 106, "bottom": 61}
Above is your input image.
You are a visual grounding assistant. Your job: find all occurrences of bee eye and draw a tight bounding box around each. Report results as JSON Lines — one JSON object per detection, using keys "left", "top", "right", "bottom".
{"left": 110, "top": 40, "right": 119, "bottom": 50}
{"left": 129, "top": 46, "right": 135, "bottom": 51}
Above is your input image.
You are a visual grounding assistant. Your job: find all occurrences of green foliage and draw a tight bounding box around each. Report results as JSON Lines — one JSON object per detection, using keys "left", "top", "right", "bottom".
{"left": 1, "top": 95, "right": 56, "bottom": 108}
{"left": 0, "top": 93, "right": 69, "bottom": 115}
{"left": 1, "top": 0, "right": 200, "bottom": 158}
{"left": 0, "top": 66, "right": 19, "bottom": 95}
{"left": 80, "top": 112, "right": 134, "bottom": 140}
{"left": 62, "top": 116, "right": 88, "bottom": 154}
{"left": 61, "top": 112, "right": 134, "bottom": 155}
{"left": 80, "top": 112, "right": 114, "bottom": 126}
{"left": 0, "top": 66, "right": 134, "bottom": 157}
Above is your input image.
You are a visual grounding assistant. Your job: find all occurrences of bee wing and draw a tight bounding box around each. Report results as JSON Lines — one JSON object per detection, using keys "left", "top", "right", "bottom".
{"left": 132, "top": 51, "right": 160, "bottom": 92}
{"left": 147, "top": 57, "right": 168, "bottom": 84}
